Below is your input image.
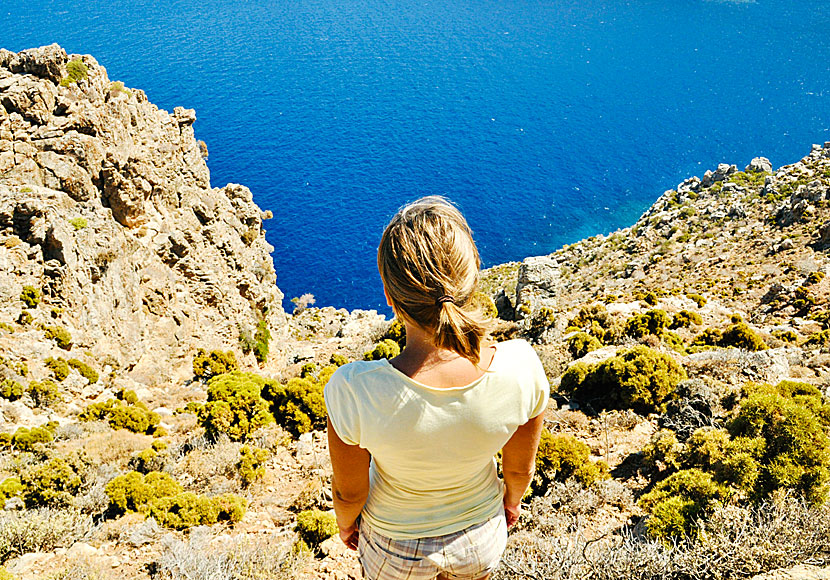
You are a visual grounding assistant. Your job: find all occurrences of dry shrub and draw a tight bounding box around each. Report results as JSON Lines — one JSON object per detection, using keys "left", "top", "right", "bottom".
{"left": 170, "top": 436, "right": 241, "bottom": 494}
{"left": 151, "top": 531, "right": 310, "bottom": 580}
{"left": 73, "top": 430, "right": 152, "bottom": 468}
{"left": 551, "top": 410, "right": 591, "bottom": 432}
{"left": 495, "top": 497, "right": 830, "bottom": 580}
{"left": 0, "top": 508, "right": 92, "bottom": 562}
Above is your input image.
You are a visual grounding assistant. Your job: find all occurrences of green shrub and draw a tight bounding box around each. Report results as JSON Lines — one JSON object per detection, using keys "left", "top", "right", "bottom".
{"left": 793, "top": 287, "right": 816, "bottom": 312}
{"left": 59, "top": 59, "right": 88, "bottom": 87}
{"left": 671, "top": 310, "right": 702, "bottom": 329}
{"left": 687, "top": 293, "right": 707, "bottom": 308}
{"left": 28, "top": 380, "right": 60, "bottom": 408}
{"left": 382, "top": 319, "right": 407, "bottom": 350}
{"left": 471, "top": 292, "right": 498, "bottom": 318}
{"left": 0, "top": 379, "right": 24, "bottom": 401}
{"left": 804, "top": 330, "right": 830, "bottom": 347}
{"left": 680, "top": 427, "right": 764, "bottom": 494}
{"left": 720, "top": 322, "right": 767, "bottom": 351}
{"left": 68, "top": 359, "right": 98, "bottom": 383}
{"left": 68, "top": 217, "right": 87, "bottom": 230}
{"left": 642, "top": 429, "right": 681, "bottom": 472}
{"left": 197, "top": 372, "right": 274, "bottom": 441}
{"left": 691, "top": 327, "right": 722, "bottom": 348}
{"left": 253, "top": 320, "right": 271, "bottom": 364}
{"left": 79, "top": 390, "right": 161, "bottom": 435}
{"left": 193, "top": 349, "right": 238, "bottom": 381}
{"left": 44, "top": 326, "right": 72, "bottom": 350}
{"left": 213, "top": 492, "right": 247, "bottom": 523}
{"left": 624, "top": 309, "right": 670, "bottom": 339}
{"left": 295, "top": 509, "right": 338, "bottom": 546}
{"left": 772, "top": 329, "right": 798, "bottom": 343}
{"left": 559, "top": 345, "right": 686, "bottom": 414}
{"left": 146, "top": 491, "right": 246, "bottom": 530}
{"left": 0, "top": 424, "right": 56, "bottom": 453}
{"left": 728, "top": 383, "right": 830, "bottom": 504}
{"left": 639, "top": 468, "right": 730, "bottom": 540}
{"left": 528, "top": 307, "right": 556, "bottom": 338}
{"left": 45, "top": 357, "right": 69, "bottom": 382}
{"left": 567, "top": 332, "right": 602, "bottom": 359}
{"left": 533, "top": 430, "right": 608, "bottom": 493}
{"left": 0, "top": 478, "right": 22, "bottom": 509}
{"left": 128, "top": 448, "right": 167, "bottom": 474}
{"left": 20, "top": 455, "right": 87, "bottom": 508}
{"left": 807, "top": 271, "right": 826, "bottom": 285}
{"left": 20, "top": 286, "right": 40, "bottom": 308}
{"left": 105, "top": 470, "right": 182, "bottom": 514}
{"left": 262, "top": 372, "right": 330, "bottom": 437}
{"left": 329, "top": 353, "right": 349, "bottom": 367}
{"left": 17, "top": 311, "right": 32, "bottom": 326}
{"left": 568, "top": 304, "right": 620, "bottom": 343}
{"left": 237, "top": 445, "right": 268, "bottom": 486}
{"left": 364, "top": 339, "right": 401, "bottom": 361}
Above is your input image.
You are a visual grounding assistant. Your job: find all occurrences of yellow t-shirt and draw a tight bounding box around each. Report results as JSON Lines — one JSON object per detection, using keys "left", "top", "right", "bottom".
{"left": 324, "top": 338, "right": 549, "bottom": 539}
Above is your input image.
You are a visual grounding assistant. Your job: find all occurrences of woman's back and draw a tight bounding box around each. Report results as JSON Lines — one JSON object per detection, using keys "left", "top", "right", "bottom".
{"left": 324, "top": 338, "right": 548, "bottom": 539}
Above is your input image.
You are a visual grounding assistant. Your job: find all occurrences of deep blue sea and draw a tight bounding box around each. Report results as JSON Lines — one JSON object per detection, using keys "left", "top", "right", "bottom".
{"left": 2, "top": 1, "right": 829, "bottom": 313}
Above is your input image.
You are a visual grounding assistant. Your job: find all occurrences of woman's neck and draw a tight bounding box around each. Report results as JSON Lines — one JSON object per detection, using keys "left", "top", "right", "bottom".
{"left": 388, "top": 321, "right": 494, "bottom": 387}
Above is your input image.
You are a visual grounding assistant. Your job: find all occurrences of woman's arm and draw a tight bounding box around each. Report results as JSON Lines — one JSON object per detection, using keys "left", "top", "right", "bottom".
{"left": 501, "top": 412, "right": 545, "bottom": 527}
{"left": 327, "top": 417, "right": 371, "bottom": 549}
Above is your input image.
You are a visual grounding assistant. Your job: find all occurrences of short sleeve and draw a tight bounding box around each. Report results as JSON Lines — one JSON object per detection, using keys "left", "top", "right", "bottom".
{"left": 525, "top": 342, "right": 550, "bottom": 419}
{"left": 323, "top": 366, "right": 361, "bottom": 446}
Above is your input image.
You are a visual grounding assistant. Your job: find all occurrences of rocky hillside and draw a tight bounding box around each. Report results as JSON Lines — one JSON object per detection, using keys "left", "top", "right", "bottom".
{"left": 0, "top": 44, "right": 827, "bottom": 580}
{"left": 0, "top": 44, "right": 285, "bottom": 385}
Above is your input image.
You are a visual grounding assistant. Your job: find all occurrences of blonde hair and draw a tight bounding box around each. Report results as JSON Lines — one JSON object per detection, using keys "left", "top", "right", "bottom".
{"left": 378, "top": 196, "right": 489, "bottom": 363}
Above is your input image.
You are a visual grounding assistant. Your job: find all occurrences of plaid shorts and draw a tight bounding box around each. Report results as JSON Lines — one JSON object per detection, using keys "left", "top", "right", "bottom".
{"left": 358, "top": 512, "right": 508, "bottom": 580}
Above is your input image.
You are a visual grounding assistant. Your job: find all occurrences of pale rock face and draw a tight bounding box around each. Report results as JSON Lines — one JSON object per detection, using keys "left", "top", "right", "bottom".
{"left": 0, "top": 45, "right": 285, "bottom": 384}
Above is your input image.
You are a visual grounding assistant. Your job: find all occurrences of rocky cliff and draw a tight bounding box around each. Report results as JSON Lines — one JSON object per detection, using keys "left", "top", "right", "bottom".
{"left": 0, "top": 44, "right": 284, "bottom": 385}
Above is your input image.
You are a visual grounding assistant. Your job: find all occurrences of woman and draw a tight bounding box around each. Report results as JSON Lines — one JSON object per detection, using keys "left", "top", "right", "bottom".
{"left": 324, "top": 197, "right": 548, "bottom": 580}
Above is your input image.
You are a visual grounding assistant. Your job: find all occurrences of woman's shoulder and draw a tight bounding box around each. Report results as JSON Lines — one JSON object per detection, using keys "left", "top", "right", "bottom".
{"left": 493, "top": 338, "right": 539, "bottom": 360}
{"left": 326, "top": 359, "right": 392, "bottom": 390}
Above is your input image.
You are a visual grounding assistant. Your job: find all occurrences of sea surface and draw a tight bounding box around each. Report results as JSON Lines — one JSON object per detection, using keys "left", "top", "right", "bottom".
{"left": 2, "top": 0, "right": 829, "bottom": 313}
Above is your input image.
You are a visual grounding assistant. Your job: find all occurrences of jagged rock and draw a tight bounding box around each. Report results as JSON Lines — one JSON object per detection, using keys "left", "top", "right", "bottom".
{"left": 0, "top": 45, "right": 286, "bottom": 382}
{"left": 686, "top": 348, "right": 791, "bottom": 384}
{"left": 7, "top": 43, "right": 68, "bottom": 83}
{"left": 515, "top": 255, "right": 560, "bottom": 310}
{"left": 751, "top": 565, "right": 830, "bottom": 580}
{"left": 746, "top": 156, "right": 772, "bottom": 173}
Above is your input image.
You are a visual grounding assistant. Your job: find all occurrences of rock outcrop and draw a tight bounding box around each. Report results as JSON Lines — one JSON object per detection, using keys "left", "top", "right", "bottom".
{"left": 0, "top": 45, "right": 284, "bottom": 384}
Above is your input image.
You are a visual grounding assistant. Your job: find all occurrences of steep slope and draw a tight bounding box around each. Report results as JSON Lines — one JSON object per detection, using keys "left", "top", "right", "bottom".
{"left": 0, "top": 45, "right": 284, "bottom": 385}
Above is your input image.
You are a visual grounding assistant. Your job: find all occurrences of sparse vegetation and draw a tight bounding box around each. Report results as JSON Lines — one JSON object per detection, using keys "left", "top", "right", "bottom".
{"left": 192, "top": 349, "right": 238, "bottom": 381}
{"left": 59, "top": 59, "right": 88, "bottom": 87}
{"left": 295, "top": 509, "right": 338, "bottom": 547}
{"left": 20, "top": 285, "right": 41, "bottom": 308}
{"left": 79, "top": 390, "right": 161, "bottom": 435}
{"left": 364, "top": 339, "right": 401, "bottom": 361}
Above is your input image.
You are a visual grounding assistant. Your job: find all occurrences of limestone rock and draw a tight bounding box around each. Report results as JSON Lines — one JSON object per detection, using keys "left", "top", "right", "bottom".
{"left": 515, "top": 254, "right": 560, "bottom": 311}
{"left": 746, "top": 156, "right": 772, "bottom": 173}
{"left": 0, "top": 45, "right": 286, "bottom": 383}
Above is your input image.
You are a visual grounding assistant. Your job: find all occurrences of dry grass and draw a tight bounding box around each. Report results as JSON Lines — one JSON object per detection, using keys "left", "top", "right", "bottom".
{"left": 495, "top": 496, "right": 830, "bottom": 580}
{"left": 0, "top": 508, "right": 92, "bottom": 563}
{"left": 151, "top": 530, "right": 310, "bottom": 580}
{"left": 60, "top": 430, "right": 153, "bottom": 469}
{"left": 169, "top": 435, "right": 242, "bottom": 494}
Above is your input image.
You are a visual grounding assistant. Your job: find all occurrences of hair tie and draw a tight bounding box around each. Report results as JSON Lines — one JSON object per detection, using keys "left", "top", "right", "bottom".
{"left": 436, "top": 295, "right": 455, "bottom": 305}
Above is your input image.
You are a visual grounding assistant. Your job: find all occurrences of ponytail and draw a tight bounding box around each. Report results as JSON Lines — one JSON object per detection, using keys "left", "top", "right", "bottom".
{"left": 435, "top": 300, "right": 488, "bottom": 364}
{"left": 378, "top": 196, "right": 491, "bottom": 364}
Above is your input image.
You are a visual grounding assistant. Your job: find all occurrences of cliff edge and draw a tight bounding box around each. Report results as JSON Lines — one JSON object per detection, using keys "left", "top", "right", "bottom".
{"left": 0, "top": 44, "right": 284, "bottom": 385}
